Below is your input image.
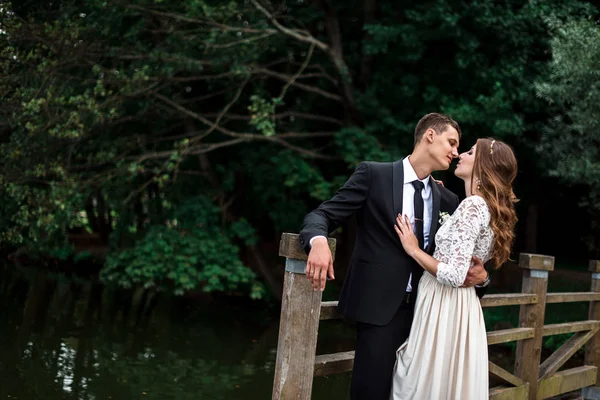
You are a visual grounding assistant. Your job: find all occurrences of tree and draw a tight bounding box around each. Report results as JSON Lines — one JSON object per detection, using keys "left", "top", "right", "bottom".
{"left": 536, "top": 16, "right": 600, "bottom": 254}
{"left": 0, "top": 0, "right": 596, "bottom": 298}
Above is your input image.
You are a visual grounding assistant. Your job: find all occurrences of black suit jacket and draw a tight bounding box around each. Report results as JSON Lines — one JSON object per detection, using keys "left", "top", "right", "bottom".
{"left": 300, "top": 160, "right": 487, "bottom": 326}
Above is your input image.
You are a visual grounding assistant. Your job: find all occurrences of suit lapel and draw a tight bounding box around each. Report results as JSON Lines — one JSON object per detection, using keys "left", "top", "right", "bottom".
{"left": 392, "top": 160, "right": 404, "bottom": 219}
{"left": 426, "top": 180, "right": 441, "bottom": 253}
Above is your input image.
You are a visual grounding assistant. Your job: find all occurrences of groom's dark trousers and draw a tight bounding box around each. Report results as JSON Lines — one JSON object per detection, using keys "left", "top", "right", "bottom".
{"left": 352, "top": 293, "right": 416, "bottom": 399}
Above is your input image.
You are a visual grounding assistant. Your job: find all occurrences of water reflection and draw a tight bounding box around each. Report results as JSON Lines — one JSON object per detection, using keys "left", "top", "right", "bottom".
{"left": 0, "top": 265, "right": 287, "bottom": 399}
{"left": 1, "top": 263, "right": 589, "bottom": 398}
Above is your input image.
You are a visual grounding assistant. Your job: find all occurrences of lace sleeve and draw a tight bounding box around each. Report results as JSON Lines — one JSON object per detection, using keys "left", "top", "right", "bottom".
{"left": 436, "top": 196, "right": 488, "bottom": 287}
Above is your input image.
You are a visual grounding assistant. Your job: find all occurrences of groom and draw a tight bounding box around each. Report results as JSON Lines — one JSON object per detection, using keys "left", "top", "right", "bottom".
{"left": 299, "top": 113, "right": 490, "bottom": 399}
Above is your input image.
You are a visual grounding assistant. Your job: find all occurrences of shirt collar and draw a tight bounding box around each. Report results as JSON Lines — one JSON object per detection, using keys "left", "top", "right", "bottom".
{"left": 403, "top": 157, "right": 430, "bottom": 187}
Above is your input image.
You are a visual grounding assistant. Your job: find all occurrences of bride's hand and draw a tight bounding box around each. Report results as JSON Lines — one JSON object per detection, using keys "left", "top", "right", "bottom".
{"left": 394, "top": 214, "right": 419, "bottom": 257}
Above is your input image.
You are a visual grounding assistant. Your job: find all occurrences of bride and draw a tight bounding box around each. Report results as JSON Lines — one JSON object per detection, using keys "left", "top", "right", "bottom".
{"left": 390, "top": 138, "right": 518, "bottom": 399}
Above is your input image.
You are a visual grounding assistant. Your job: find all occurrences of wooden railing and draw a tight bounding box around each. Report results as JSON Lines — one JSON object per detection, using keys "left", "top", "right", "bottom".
{"left": 272, "top": 233, "right": 600, "bottom": 400}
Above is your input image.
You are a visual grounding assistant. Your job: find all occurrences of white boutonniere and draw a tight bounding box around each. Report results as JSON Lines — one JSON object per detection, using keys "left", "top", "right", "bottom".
{"left": 439, "top": 211, "right": 450, "bottom": 226}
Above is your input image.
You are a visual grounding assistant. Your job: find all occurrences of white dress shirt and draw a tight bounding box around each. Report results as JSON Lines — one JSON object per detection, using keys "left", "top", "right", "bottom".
{"left": 402, "top": 157, "right": 432, "bottom": 292}
{"left": 309, "top": 157, "right": 434, "bottom": 292}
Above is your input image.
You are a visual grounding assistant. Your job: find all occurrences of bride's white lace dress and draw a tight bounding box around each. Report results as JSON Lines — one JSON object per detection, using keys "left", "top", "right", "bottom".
{"left": 390, "top": 195, "right": 493, "bottom": 400}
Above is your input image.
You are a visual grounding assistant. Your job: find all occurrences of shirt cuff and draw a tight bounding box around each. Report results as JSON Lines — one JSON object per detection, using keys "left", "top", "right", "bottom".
{"left": 475, "top": 272, "right": 491, "bottom": 288}
{"left": 309, "top": 235, "right": 327, "bottom": 247}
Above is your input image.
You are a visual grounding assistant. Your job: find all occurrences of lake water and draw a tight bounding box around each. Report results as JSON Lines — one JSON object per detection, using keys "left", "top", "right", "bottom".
{"left": 1, "top": 263, "right": 588, "bottom": 399}
{"left": 0, "top": 264, "right": 354, "bottom": 399}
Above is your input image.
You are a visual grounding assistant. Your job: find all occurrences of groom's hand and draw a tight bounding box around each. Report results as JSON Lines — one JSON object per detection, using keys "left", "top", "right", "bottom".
{"left": 306, "top": 237, "right": 335, "bottom": 291}
{"left": 461, "top": 256, "right": 487, "bottom": 287}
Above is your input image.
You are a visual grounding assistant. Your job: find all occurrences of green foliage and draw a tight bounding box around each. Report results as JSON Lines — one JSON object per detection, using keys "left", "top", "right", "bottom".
{"left": 0, "top": 181, "right": 87, "bottom": 250}
{"left": 536, "top": 16, "right": 600, "bottom": 250}
{"left": 335, "top": 127, "right": 393, "bottom": 164}
{"left": 0, "top": 0, "right": 598, "bottom": 298}
{"left": 536, "top": 18, "right": 600, "bottom": 183}
{"left": 103, "top": 196, "right": 265, "bottom": 298}
{"left": 248, "top": 95, "right": 281, "bottom": 137}
{"left": 356, "top": 0, "right": 592, "bottom": 149}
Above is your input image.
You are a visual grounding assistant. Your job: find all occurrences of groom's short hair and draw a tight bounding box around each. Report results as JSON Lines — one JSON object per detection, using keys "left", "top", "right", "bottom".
{"left": 414, "top": 113, "right": 461, "bottom": 146}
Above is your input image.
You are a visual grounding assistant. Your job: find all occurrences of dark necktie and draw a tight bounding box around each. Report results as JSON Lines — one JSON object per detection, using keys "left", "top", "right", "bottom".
{"left": 411, "top": 180, "right": 425, "bottom": 250}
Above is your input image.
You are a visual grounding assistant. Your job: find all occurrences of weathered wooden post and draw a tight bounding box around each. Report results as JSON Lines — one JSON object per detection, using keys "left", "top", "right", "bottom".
{"left": 583, "top": 260, "right": 600, "bottom": 400}
{"left": 272, "top": 233, "right": 336, "bottom": 400}
{"left": 514, "top": 253, "right": 554, "bottom": 400}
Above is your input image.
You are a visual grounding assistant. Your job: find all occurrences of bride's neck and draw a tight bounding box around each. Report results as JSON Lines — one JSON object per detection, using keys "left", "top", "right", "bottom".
{"left": 464, "top": 176, "right": 482, "bottom": 197}
{"left": 464, "top": 178, "right": 474, "bottom": 197}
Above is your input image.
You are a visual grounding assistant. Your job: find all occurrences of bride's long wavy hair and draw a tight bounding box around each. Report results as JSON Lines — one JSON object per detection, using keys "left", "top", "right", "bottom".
{"left": 471, "top": 138, "right": 518, "bottom": 268}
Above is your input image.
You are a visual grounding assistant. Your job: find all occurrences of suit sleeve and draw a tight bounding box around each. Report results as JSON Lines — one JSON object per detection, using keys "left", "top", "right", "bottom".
{"left": 474, "top": 276, "right": 489, "bottom": 298}
{"left": 299, "top": 162, "right": 371, "bottom": 254}
{"left": 475, "top": 276, "right": 489, "bottom": 298}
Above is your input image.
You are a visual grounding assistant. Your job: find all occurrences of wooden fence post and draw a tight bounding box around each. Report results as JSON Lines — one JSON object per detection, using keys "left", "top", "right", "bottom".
{"left": 514, "top": 253, "right": 554, "bottom": 400}
{"left": 583, "top": 260, "right": 600, "bottom": 400}
{"left": 272, "top": 233, "right": 336, "bottom": 400}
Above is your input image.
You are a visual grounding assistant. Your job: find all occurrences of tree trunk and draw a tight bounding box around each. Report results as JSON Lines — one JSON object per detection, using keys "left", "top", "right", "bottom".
{"left": 316, "top": 0, "right": 361, "bottom": 124}
{"left": 85, "top": 193, "right": 98, "bottom": 233}
{"left": 95, "top": 190, "right": 110, "bottom": 245}
{"left": 359, "top": 0, "right": 377, "bottom": 89}
{"left": 185, "top": 117, "right": 285, "bottom": 299}
{"left": 250, "top": 245, "right": 283, "bottom": 301}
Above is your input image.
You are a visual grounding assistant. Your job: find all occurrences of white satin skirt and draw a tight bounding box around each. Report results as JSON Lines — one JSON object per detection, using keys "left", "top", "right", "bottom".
{"left": 390, "top": 272, "right": 488, "bottom": 400}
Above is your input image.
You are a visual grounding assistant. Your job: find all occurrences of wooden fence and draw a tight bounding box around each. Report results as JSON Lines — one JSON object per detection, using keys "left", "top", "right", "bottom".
{"left": 272, "top": 233, "right": 600, "bottom": 400}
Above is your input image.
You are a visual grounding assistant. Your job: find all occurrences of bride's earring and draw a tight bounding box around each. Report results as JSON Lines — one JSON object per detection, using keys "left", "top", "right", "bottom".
{"left": 475, "top": 178, "right": 481, "bottom": 191}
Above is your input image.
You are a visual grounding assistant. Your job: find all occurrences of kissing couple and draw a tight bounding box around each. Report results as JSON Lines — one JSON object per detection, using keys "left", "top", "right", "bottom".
{"left": 300, "top": 113, "right": 518, "bottom": 399}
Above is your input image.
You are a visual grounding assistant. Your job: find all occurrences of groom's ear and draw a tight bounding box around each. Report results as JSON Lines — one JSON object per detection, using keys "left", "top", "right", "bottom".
{"left": 425, "top": 128, "right": 435, "bottom": 143}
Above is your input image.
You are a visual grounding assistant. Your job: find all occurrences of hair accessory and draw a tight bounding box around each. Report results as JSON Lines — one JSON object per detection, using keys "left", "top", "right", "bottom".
{"left": 490, "top": 140, "right": 496, "bottom": 154}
